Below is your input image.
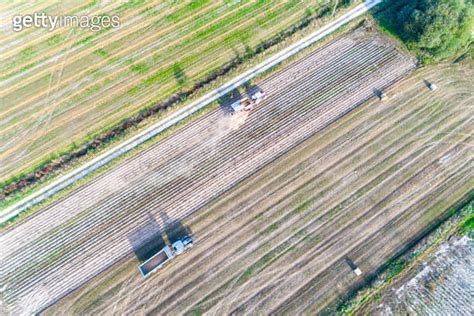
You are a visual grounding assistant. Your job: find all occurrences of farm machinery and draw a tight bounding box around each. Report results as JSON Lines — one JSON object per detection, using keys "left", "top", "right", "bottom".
{"left": 138, "top": 235, "right": 193, "bottom": 278}
{"left": 230, "top": 90, "right": 266, "bottom": 113}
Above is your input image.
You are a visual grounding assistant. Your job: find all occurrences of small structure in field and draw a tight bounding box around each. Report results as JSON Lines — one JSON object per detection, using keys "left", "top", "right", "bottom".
{"left": 379, "top": 91, "right": 388, "bottom": 101}
{"left": 353, "top": 267, "right": 362, "bottom": 276}
{"left": 428, "top": 82, "right": 438, "bottom": 91}
{"left": 345, "top": 257, "right": 362, "bottom": 276}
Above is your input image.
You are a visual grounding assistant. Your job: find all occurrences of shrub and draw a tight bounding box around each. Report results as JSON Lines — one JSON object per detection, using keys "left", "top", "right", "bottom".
{"left": 376, "top": 0, "right": 474, "bottom": 63}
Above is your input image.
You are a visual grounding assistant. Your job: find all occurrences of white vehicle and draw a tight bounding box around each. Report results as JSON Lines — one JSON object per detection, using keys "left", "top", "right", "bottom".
{"left": 345, "top": 257, "right": 362, "bottom": 276}
{"left": 230, "top": 90, "right": 266, "bottom": 113}
{"left": 251, "top": 91, "right": 266, "bottom": 104}
{"left": 171, "top": 235, "right": 193, "bottom": 255}
{"left": 138, "top": 235, "right": 193, "bottom": 278}
{"left": 353, "top": 267, "right": 362, "bottom": 276}
{"left": 428, "top": 82, "right": 437, "bottom": 91}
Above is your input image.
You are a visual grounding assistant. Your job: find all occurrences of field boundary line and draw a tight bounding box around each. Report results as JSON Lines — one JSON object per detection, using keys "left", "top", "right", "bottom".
{"left": 0, "top": 0, "right": 382, "bottom": 224}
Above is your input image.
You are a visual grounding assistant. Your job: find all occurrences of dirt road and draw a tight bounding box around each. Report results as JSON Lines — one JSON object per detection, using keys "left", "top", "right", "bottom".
{"left": 1, "top": 29, "right": 418, "bottom": 314}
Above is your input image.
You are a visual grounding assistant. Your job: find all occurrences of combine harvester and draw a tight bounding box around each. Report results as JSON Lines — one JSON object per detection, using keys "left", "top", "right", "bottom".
{"left": 230, "top": 90, "right": 266, "bottom": 114}
{"left": 138, "top": 235, "right": 193, "bottom": 278}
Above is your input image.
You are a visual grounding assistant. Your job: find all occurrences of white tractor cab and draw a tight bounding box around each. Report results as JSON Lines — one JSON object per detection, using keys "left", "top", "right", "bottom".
{"left": 251, "top": 91, "right": 266, "bottom": 104}
{"left": 379, "top": 91, "right": 388, "bottom": 101}
{"left": 171, "top": 235, "right": 193, "bottom": 255}
{"left": 230, "top": 90, "right": 266, "bottom": 114}
{"left": 428, "top": 82, "right": 437, "bottom": 91}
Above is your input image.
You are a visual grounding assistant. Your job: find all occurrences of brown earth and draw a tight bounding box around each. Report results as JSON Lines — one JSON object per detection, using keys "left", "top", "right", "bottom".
{"left": 45, "top": 60, "right": 472, "bottom": 315}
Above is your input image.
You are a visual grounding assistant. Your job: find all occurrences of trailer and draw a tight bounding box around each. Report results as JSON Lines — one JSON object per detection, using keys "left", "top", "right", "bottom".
{"left": 230, "top": 97, "right": 253, "bottom": 113}
{"left": 138, "top": 235, "right": 193, "bottom": 278}
{"left": 230, "top": 90, "right": 266, "bottom": 114}
{"left": 138, "top": 246, "right": 174, "bottom": 278}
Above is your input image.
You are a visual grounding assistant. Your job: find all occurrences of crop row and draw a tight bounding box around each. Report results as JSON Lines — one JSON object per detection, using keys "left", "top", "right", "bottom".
{"left": 0, "top": 31, "right": 417, "bottom": 313}
{"left": 0, "top": 0, "right": 326, "bottom": 182}
{"left": 53, "top": 61, "right": 473, "bottom": 315}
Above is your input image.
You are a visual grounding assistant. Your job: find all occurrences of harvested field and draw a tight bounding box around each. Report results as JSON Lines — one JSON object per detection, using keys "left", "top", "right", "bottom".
{"left": 0, "top": 0, "right": 341, "bottom": 184}
{"left": 5, "top": 28, "right": 471, "bottom": 315}
{"left": 42, "top": 58, "right": 473, "bottom": 315}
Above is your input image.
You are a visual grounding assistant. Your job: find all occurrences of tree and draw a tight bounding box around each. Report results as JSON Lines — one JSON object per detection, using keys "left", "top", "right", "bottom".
{"left": 377, "top": 0, "right": 473, "bottom": 63}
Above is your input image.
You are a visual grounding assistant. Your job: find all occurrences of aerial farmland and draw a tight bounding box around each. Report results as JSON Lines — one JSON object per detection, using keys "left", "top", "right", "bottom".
{"left": 0, "top": 0, "right": 473, "bottom": 315}
{"left": 0, "top": 0, "right": 339, "bottom": 185}
{"left": 47, "top": 57, "right": 472, "bottom": 314}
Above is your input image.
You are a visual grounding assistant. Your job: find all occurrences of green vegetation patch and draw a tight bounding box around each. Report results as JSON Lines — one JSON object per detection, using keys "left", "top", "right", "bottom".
{"left": 373, "top": 0, "right": 473, "bottom": 63}
{"left": 130, "top": 62, "right": 150, "bottom": 74}
{"left": 47, "top": 34, "right": 63, "bottom": 46}
{"left": 458, "top": 201, "right": 474, "bottom": 237}
{"left": 384, "top": 258, "right": 407, "bottom": 282}
{"left": 262, "top": 223, "right": 280, "bottom": 235}
{"left": 164, "top": 0, "right": 212, "bottom": 23}
{"left": 116, "top": 0, "right": 149, "bottom": 14}
{"left": 93, "top": 48, "right": 109, "bottom": 58}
